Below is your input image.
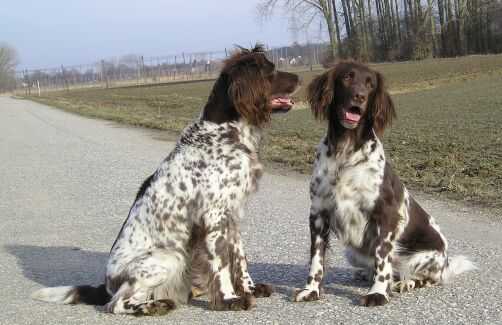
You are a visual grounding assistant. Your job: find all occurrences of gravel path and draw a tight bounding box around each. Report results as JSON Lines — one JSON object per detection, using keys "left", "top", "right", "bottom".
{"left": 0, "top": 96, "right": 500, "bottom": 325}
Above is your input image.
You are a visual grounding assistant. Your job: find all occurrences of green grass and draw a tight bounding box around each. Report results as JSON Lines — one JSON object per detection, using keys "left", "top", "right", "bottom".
{"left": 27, "top": 54, "right": 502, "bottom": 209}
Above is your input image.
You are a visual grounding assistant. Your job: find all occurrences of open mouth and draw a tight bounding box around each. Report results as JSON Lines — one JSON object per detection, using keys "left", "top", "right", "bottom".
{"left": 343, "top": 106, "right": 362, "bottom": 124}
{"left": 270, "top": 95, "right": 295, "bottom": 113}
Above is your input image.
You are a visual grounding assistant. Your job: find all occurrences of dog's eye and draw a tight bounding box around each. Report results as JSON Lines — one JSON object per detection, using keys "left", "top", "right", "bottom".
{"left": 366, "top": 77, "right": 374, "bottom": 89}
{"left": 343, "top": 72, "right": 354, "bottom": 81}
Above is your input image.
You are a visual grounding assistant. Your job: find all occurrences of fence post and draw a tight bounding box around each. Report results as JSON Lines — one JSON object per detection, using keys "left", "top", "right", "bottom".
{"left": 101, "top": 60, "right": 109, "bottom": 88}
{"left": 61, "top": 65, "right": 70, "bottom": 91}
{"left": 140, "top": 56, "right": 145, "bottom": 84}
{"left": 134, "top": 58, "right": 139, "bottom": 84}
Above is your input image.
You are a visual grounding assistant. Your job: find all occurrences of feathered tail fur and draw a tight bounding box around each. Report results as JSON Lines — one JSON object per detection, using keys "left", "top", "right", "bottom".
{"left": 441, "top": 255, "right": 477, "bottom": 283}
{"left": 31, "top": 284, "right": 110, "bottom": 306}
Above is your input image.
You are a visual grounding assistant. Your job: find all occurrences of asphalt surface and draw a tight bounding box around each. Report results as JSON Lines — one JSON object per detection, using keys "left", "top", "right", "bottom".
{"left": 1, "top": 96, "right": 501, "bottom": 325}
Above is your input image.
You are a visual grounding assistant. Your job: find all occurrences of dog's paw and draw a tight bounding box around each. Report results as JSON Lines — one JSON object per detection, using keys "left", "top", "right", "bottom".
{"left": 392, "top": 280, "right": 416, "bottom": 293}
{"left": 293, "top": 288, "right": 320, "bottom": 302}
{"left": 211, "top": 294, "right": 256, "bottom": 311}
{"left": 190, "top": 286, "right": 207, "bottom": 299}
{"left": 251, "top": 283, "right": 273, "bottom": 298}
{"left": 360, "top": 293, "right": 389, "bottom": 307}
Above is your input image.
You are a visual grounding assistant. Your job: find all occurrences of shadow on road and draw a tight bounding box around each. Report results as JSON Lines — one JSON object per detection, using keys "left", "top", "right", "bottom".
{"left": 249, "top": 262, "right": 366, "bottom": 304}
{"left": 6, "top": 245, "right": 108, "bottom": 287}
{"left": 7, "top": 245, "right": 365, "bottom": 305}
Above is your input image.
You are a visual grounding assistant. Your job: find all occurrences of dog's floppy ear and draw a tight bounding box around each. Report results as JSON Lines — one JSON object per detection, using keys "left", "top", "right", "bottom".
{"left": 307, "top": 70, "right": 333, "bottom": 120}
{"left": 228, "top": 59, "right": 270, "bottom": 126}
{"left": 370, "top": 71, "right": 396, "bottom": 136}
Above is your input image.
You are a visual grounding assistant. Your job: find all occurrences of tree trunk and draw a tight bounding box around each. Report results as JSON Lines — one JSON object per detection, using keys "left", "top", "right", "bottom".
{"left": 407, "top": 0, "right": 415, "bottom": 33}
{"left": 387, "top": 0, "right": 397, "bottom": 45}
{"left": 446, "top": 0, "right": 457, "bottom": 55}
{"left": 332, "top": 0, "right": 343, "bottom": 55}
{"left": 394, "top": 0, "right": 402, "bottom": 41}
{"left": 367, "top": 0, "right": 375, "bottom": 54}
{"left": 403, "top": 0, "right": 411, "bottom": 39}
{"left": 341, "top": 0, "right": 352, "bottom": 38}
{"left": 346, "top": 0, "right": 356, "bottom": 37}
{"left": 321, "top": 0, "right": 338, "bottom": 60}
{"left": 438, "top": 0, "right": 447, "bottom": 55}
{"left": 427, "top": 0, "right": 437, "bottom": 56}
{"left": 358, "top": 0, "right": 369, "bottom": 60}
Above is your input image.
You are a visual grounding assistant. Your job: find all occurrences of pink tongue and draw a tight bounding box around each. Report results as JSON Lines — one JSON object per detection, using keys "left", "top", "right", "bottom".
{"left": 276, "top": 98, "right": 291, "bottom": 104}
{"left": 272, "top": 98, "right": 292, "bottom": 107}
{"left": 345, "top": 111, "right": 361, "bottom": 122}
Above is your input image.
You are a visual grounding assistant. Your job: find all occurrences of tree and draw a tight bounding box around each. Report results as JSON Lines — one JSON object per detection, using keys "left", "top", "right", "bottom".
{"left": 258, "top": 0, "right": 340, "bottom": 59}
{"left": 0, "top": 43, "right": 19, "bottom": 92}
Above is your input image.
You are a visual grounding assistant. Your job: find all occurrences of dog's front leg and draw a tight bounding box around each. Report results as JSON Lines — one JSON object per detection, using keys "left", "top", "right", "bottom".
{"left": 205, "top": 211, "right": 254, "bottom": 311}
{"left": 293, "top": 210, "right": 330, "bottom": 302}
{"left": 230, "top": 229, "right": 273, "bottom": 300}
{"left": 361, "top": 229, "right": 396, "bottom": 307}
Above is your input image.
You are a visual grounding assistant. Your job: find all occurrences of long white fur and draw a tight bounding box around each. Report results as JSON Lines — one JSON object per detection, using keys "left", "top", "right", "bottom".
{"left": 441, "top": 255, "right": 477, "bottom": 283}
{"left": 31, "top": 286, "right": 76, "bottom": 304}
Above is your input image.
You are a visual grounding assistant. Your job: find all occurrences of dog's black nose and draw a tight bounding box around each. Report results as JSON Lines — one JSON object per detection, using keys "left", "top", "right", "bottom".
{"left": 353, "top": 92, "right": 367, "bottom": 103}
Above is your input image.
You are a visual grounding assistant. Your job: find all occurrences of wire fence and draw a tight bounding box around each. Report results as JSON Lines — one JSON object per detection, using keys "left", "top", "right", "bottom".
{"left": 15, "top": 44, "right": 326, "bottom": 95}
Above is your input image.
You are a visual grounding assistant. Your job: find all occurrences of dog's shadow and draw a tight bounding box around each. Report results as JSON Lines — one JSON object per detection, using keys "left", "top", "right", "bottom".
{"left": 7, "top": 245, "right": 366, "bottom": 306}
{"left": 6, "top": 245, "right": 108, "bottom": 288}
{"left": 249, "top": 262, "right": 367, "bottom": 304}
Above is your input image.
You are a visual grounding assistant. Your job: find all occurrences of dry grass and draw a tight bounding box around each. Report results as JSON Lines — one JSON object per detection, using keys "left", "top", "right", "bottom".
{"left": 27, "top": 54, "right": 502, "bottom": 209}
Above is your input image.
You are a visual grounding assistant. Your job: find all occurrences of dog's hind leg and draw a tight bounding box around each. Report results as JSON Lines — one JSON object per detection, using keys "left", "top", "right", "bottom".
{"left": 105, "top": 249, "right": 190, "bottom": 315}
{"left": 393, "top": 250, "right": 448, "bottom": 293}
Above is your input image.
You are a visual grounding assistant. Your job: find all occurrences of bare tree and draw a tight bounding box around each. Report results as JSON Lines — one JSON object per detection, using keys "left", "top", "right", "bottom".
{"left": 0, "top": 43, "right": 19, "bottom": 92}
{"left": 258, "top": 0, "right": 340, "bottom": 59}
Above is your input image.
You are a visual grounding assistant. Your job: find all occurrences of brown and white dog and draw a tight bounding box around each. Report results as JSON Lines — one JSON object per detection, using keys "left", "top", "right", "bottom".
{"left": 32, "top": 45, "right": 300, "bottom": 315}
{"left": 293, "top": 61, "right": 475, "bottom": 306}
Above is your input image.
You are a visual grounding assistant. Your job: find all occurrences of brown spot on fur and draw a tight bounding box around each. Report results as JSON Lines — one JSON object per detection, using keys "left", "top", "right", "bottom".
{"left": 314, "top": 270, "right": 323, "bottom": 283}
{"left": 378, "top": 242, "right": 393, "bottom": 259}
{"left": 252, "top": 283, "right": 273, "bottom": 298}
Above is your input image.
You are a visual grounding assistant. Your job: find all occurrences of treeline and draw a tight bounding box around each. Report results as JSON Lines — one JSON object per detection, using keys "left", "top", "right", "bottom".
{"left": 332, "top": 0, "right": 502, "bottom": 61}
{"left": 259, "top": 0, "right": 502, "bottom": 62}
{"left": 0, "top": 43, "right": 18, "bottom": 92}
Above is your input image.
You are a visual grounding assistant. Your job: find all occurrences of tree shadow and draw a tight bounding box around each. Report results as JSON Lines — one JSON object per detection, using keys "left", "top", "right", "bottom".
{"left": 7, "top": 245, "right": 367, "bottom": 307}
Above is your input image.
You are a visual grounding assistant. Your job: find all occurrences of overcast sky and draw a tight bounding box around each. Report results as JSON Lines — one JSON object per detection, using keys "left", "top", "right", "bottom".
{"left": 1, "top": 0, "right": 304, "bottom": 70}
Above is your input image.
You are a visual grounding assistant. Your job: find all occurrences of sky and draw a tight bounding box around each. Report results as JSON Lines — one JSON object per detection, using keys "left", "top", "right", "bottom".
{"left": 1, "top": 0, "right": 307, "bottom": 70}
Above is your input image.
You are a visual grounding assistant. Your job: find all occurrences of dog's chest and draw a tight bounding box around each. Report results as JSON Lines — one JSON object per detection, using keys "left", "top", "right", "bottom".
{"left": 311, "top": 138, "right": 386, "bottom": 248}
{"left": 154, "top": 121, "right": 262, "bottom": 219}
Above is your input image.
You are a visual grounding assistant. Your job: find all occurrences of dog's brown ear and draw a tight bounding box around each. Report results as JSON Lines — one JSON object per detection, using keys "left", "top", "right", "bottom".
{"left": 228, "top": 60, "right": 270, "bottom": 126}
{"left": 307, "top": 70, "right": 333, "bottom": 120}
{"left": 370, "top": 72, "right": 396, "bottom": 136}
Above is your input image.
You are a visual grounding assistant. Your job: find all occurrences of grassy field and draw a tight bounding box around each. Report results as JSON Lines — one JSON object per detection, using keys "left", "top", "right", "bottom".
{"left": 27, "top": 54, "right": 502, "bottom": 209}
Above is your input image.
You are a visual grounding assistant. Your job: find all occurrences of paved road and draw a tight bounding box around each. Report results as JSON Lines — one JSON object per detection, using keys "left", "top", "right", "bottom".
{"left": 1, "top": 96, "right": 501, "bottom": 325}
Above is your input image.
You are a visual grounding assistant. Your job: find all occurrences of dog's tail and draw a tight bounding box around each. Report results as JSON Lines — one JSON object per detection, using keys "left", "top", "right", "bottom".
{"left": 31, "top": 284, "right": 111, "bottom": 306}
{"left": 441, "top": 255, "right": 477, "bottom": 283}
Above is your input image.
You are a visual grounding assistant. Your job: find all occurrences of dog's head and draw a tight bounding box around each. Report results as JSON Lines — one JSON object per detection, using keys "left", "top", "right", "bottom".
{"left": 308, "top": 61, "right": 395, "bottom": 136}
{"left": 203, "top": 45, "right": 300, "bottom": 126}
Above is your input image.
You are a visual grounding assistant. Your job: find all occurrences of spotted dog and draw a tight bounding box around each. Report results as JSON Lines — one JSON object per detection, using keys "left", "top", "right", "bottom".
{"left": 293, "top": 61, "right": 475, "bottom": 307}
{"left": 32, "top": 45, "right": 300, "bottom": 315}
